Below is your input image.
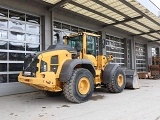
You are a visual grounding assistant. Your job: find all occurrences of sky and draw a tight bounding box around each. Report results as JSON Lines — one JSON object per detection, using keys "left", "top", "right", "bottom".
{"left": 137, "top": 0, "right": 160, "bottom": 16}
{"left": 150, "top": 0, "right": 160, "bottom": 9}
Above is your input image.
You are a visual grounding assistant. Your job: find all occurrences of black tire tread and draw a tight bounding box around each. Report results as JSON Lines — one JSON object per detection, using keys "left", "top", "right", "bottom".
{"left": 63, "top": 68, "right": 93, "bottom": 103}
{"left": 107, "top": 67, "right": 126, "bottom": 93}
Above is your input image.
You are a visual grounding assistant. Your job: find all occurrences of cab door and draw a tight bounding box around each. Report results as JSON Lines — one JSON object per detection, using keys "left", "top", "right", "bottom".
{"left": 83, "top": 33, "right": 98, "bottom": 66}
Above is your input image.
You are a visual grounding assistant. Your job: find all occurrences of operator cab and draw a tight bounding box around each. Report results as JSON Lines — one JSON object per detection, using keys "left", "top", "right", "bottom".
{"left": 64, "top": 33, "right": 82, "bottom": 58}
{"left": 64, "top": 32, "right": 99, "bottom": 57}
{"left": 64, "top": 32, "right": 100, "bottom": 66}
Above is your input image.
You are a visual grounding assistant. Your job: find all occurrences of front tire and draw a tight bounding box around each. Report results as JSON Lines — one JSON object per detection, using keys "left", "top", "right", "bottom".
{"left": 106, "top": 67, "right": 126, "bottom": 93}
{"left": 63, "top": 68, "right": 94, "bottom": 103}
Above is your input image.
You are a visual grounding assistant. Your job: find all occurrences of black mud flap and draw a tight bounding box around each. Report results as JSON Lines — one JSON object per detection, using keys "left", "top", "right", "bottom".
{"left": 103, "top": 64, "right": 120, "bottom": 84}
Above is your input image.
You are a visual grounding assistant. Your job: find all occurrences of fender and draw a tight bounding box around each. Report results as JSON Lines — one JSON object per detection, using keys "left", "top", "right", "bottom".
{"left": 103, "top": 64, "right": 120, "bottom": 84}
{"left": 59, "top": 59, "right": 95, "bottom": 82}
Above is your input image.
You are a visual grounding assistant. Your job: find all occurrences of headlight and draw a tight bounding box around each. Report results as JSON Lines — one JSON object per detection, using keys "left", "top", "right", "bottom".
{"left": 40, "top": 60, "right": 47, "bottom": 72}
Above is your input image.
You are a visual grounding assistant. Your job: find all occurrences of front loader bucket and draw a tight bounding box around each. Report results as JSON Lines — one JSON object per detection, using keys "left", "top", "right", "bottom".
{"left": 124, "top": 69, "right": 140, "bottom": 89}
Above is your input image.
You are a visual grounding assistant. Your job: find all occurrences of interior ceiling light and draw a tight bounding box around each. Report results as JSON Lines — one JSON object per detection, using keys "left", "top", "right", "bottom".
{"left": 42, "top": 0, "right": 61, "bottom": 5}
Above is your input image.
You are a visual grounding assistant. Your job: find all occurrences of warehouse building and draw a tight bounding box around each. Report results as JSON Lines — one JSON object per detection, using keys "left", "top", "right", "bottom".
{"left": 0, "top": 0, "right": 160, "bottom": 96}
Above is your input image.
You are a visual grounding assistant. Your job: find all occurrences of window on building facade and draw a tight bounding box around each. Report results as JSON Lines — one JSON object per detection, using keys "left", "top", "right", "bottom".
{"left": 0, "top": 7, "right": 41, "bottom": 83}
{"left": 135, "top": 42, "right": 146, "bottom": 72}
{"left": 105, "top": 35, "right": 125, "bottom": 66}
{"left": 53, "top": 21, "right": 97, "bottom": 45}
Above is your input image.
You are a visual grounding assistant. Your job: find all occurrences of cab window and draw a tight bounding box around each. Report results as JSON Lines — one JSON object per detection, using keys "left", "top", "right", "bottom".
{"left": 86, "top": 35, "right": 96, "bottom": 56}
{"left": 67, "top": 35, "right": 82, "bottom": 49}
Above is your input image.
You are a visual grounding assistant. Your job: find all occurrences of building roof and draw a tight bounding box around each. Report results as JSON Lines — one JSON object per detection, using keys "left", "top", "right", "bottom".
{"left": 41, "top": 0, "right": 160, "bottom": 42}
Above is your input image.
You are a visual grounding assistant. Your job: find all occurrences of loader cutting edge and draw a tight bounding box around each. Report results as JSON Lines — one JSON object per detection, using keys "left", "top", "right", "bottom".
{"left": 124, "top": 69, "right": 140, "bottom": 89}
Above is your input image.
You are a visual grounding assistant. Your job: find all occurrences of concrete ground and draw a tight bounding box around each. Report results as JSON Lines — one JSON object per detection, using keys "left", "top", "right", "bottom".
{"left": 0, "top": 79, "right": 160, "bottom": 120}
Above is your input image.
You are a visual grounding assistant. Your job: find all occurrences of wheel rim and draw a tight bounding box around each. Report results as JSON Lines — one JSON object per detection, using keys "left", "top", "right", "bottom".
{"left": 117, "top": 74, "right": 124, "bottom": 87}
{"left": 78, "top": 77, "right": 90, "bottom": 95}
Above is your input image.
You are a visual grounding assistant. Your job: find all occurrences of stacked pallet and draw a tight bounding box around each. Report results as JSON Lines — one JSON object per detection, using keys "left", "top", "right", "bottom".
{"left": 137, "top": 72, "right": 151, "bottom": 79}
{"left": 149, "top": 56, "right": 160, "bottom": 79}
{"left": 138, "top": 57, "right": 160, "bottom": 79}
{"left": 152, "top": 56, "right": 160, "bottom": 65}
{"left": 149, "top": 65, "right": 160, "bottom": 78}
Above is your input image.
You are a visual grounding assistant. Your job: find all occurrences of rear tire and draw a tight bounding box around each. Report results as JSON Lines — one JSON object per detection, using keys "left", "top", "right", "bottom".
{"left": 42, "top": 91, "right": 62, "bottom": 97}
{"left": 106, "top": 67, "right": 126, "bottom": 93}
{"left": 63, "top": 68, "right": 94, "bottom": 103}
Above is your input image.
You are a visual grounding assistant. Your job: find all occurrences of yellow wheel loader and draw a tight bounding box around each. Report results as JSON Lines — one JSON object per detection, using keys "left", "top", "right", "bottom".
{"left": 18, "top": 32, "right": 139, "bottom": 103}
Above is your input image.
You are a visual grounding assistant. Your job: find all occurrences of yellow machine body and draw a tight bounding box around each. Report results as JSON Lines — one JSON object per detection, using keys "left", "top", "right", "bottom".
{"left": 19, "top": 32, "right": 111, "bottom": 91}
{"left": 18, "top": 32, "right": 130, "bottom": 103}
{"left": 18, "top": 50, "right": 73, "bottom": 92}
